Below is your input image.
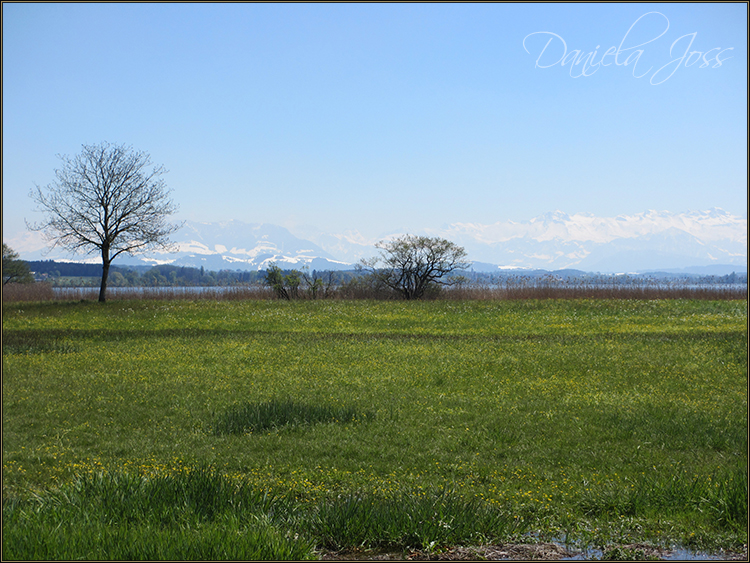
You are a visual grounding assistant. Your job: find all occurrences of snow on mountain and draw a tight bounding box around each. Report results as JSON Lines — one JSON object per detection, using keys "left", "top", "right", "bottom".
{"left": 283, "top": 225, "right": 379, "bottom": 263}
{"left": 440, "top": 208, "right": 746, "bottom": 245}
{"left": 429, "top": 208, "right": 746, "bottom": 272}
{"left": 146, "top": 220, "right": 352, "bottom": 271}
{"left": 8, "top": 210, "right": 746, "bottom": 274}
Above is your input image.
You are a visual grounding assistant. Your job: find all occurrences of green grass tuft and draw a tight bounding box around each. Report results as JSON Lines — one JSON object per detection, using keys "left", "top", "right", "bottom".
{"left": 213, "top": 398, "right": 373, "bottom": 435}
{"left": 2, "top": 467, "right": 315, "bottom": 560}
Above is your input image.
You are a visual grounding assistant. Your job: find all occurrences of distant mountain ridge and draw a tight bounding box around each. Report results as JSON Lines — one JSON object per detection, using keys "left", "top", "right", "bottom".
{"left": 9, "top": 209, "right": 746, "bottom": 274}
{"left": 148, "top": 220, "right": 353, "bottom": 271}
{"left": 429, "top": 208, "right": 746, "bottom": 272}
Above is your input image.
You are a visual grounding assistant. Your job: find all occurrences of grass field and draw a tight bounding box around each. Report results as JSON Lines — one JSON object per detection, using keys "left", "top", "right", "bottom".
{"left": 2, "top": 299, "right": 747, "bottom": 559}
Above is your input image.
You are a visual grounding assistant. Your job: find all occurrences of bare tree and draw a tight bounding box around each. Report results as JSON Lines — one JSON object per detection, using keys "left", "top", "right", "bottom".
{"left": 28, "top": 142, "right": 181, "bottom": 302}
{"left": 362, "top": 234, "right": 470, "bottom": 299}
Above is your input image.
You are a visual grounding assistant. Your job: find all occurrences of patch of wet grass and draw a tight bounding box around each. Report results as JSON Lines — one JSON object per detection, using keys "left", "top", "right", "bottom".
{"left": 213, "top": 399, "right": 374, "bottom": 435}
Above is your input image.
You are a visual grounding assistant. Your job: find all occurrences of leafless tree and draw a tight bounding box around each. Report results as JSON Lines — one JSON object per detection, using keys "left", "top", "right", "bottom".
{"left": 361, "top": 234, "right": 470, "bottom": 299}
{"left": 28, "top": 142, "right": 181, "bottom": 302}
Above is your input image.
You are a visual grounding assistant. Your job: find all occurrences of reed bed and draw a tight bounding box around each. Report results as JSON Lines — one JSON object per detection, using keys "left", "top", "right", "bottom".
{"left": 5, "top": 278, "right": 745, "bottom": 303}
{"left": 443, "top": 284, "right": 748, "bottom": 301}
{"left": 48, "top": 285, "right": 275, "bottom": 301}
{"left": 1, "top": 282, "right": 55, "bottom": 302}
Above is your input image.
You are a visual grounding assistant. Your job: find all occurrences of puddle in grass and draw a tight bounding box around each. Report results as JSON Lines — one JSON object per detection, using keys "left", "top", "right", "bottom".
{"left": 661, "top": 548, "right": 726, "bottom": 560}
{"left": 321, "top": 535, "right": 747, "bottom": 560}
{"left": 561, "top": 544, "right": 737, "bottom": 561}
{"left": 533, "top": 532, "right": 744, "bottom": 561}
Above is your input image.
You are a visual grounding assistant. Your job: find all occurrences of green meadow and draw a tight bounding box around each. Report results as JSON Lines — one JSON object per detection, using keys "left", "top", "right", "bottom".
{"left": 2, "top": 299, "right": 747, "bottom": 559}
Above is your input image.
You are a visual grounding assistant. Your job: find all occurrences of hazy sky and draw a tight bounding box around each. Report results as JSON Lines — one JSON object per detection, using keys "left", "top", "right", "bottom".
{"left": 3, "top": 3, "right": 747, "bottom": 250}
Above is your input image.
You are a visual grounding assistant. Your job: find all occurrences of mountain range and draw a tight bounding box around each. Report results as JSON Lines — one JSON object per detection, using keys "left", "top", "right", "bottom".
{"left": 430, "top": 209, "right": 747, "bottom": 273}
{"left": 10, "top": 209, "right": 747, "bottom": 275}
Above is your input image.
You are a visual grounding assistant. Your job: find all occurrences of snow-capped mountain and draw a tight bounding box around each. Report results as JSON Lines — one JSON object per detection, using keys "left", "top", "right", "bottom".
{"left": 149, "top": 220, "right": 353, "bottom": 271}
{"left": 9, "top": 209, "right": 746, "bottom": 274}
{"left": 428, "top": 209, "right": 746, "bottom": 272}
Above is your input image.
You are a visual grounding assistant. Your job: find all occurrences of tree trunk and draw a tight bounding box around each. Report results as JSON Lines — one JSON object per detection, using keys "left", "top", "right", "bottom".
{"left": 99, "top": 255, "right": 111, "bottom": 303}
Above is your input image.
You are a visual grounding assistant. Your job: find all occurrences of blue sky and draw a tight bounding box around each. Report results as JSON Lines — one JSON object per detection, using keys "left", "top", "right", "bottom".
{"left": 3, "top": 3, "right": 747, "bottom": 253}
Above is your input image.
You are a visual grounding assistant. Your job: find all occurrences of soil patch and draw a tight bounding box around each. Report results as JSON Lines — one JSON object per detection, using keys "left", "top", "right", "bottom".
{"left": 321, "top": 543, "right": 574, "bottom": 560}
{"left": 320, "top": 542, "right": 749, "bottom": 560}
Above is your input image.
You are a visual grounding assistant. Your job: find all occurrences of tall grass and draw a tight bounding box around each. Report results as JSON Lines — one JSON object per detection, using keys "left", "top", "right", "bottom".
{"left": 2, "top": 467, "right": 315, "bottom": 560}
{"left": 4, "top": 462, "right": 744, "bottom": 558}
{"left": 306, "top": 486, "right": 522, "bottom": 551}
{"left": 574, "top": 463, "right": 748, "bottom": 528}
{"left": 2, "top": 466, "right": 524, "bottom": 559}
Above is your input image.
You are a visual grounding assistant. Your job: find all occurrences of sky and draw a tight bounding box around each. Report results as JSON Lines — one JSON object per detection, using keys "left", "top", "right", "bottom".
{"left": 3, "top": 3, "right": 747, "bottom": 257}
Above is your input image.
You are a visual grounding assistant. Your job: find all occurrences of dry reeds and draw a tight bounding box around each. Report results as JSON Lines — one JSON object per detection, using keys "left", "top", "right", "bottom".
{"left": 2, "top": 279, "right": 746, "bottom": 303}
{"left": 2, "top": 282, "right": 55, "bottom": 302}
{"left": 442, "top": 284, "right": 748, "bottom": 301}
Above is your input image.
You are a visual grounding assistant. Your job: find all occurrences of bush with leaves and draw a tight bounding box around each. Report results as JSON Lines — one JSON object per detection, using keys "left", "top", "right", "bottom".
{"left": 2, "top": 243, "right": 34, "bottom": 285}
{"left": 361, "top": 235, "right": 469, "bottom": 300}
{"left": 264, "top": 264, "right": 302, "bottom": 300}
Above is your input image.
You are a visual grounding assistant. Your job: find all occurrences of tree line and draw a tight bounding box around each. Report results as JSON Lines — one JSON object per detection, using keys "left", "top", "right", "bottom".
{"left": 7, "top": 250, "right": 746, "bottom": 292}
{"left": 15, "top": 259, "right": 357, "bottom": 289}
